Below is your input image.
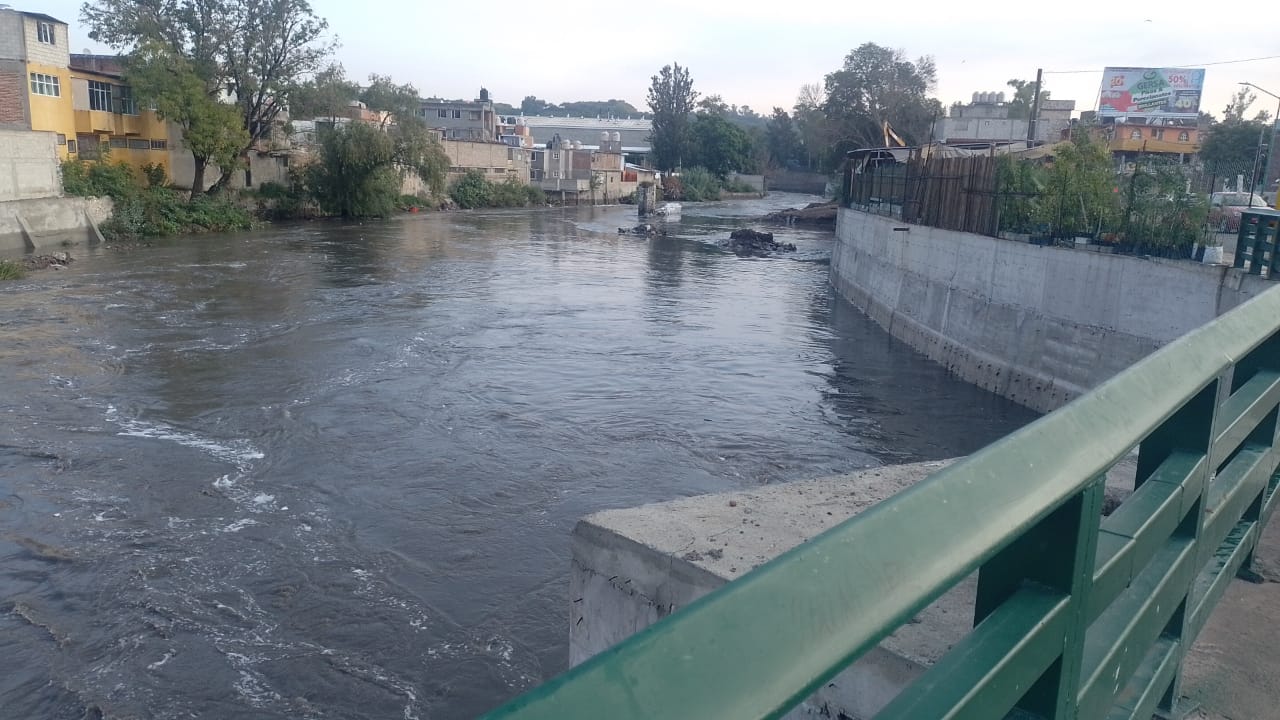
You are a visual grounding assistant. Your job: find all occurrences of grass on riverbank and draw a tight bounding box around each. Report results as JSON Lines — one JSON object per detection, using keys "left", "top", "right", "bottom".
{"left": 62, "top": 159, "right": 253, "bottom": 241}
{"left": 0, "top": 260, "right": 24, "bottom": 280}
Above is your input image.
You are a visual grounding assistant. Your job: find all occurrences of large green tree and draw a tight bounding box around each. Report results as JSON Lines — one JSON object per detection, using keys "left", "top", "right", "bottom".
{"left": 792, "top": 82, "right": 830, "bottom": 172}
{"left": 126, "top": 41, "right": 249, "bottom": 197}
{"left": 290, "top": 63, "right": 359, "bottom": 119}
{"left": 1201, "top": 89, "right": 1273, "bottom": 181}
{"left": 688, "top": 112, "right": 753, "bottom": 177}
{"left": 646, "top": 63, "right": 697, "bottom": 171}
{"left": 765, "top": 107, "right": 801, "bottom": 169}
{"left": 82, "top": 0, "right": 334, "bottom": 191}
{"left": 306, "top": 120, "right": 448, "bottom": 217}
{"left": 822, "top": 43, "right": 941, "bottom": 158}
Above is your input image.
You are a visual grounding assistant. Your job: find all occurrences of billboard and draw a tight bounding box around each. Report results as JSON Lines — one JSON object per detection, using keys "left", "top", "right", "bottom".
{"left": 1098, "top": 67, "right": 1205, "bottom": 117}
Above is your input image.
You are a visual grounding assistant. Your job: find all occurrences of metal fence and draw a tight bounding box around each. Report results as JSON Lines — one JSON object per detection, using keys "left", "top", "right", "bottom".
{"left": 843, "top": 151, "right": 1264, "bottom": 260}
{"left": 482, "top": 283, "right": 1280, "bottom": 720}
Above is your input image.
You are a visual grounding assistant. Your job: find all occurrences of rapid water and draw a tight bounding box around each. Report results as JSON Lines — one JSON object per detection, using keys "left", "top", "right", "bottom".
{"left": 0, "top": 195, "right": 1035, "bottom": 719}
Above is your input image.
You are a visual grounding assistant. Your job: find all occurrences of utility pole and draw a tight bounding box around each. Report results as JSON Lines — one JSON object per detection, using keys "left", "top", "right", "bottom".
{"left": 1241, "top": 83, "right": 1280, "bottom": 205}
{"left": 1027, "top": 68, "right": 1043, "bottom": 143}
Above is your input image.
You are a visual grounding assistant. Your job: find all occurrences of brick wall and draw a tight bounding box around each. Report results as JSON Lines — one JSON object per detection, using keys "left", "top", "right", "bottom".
{"left": 0, "top": 65, "right": 27, "bottom": 125}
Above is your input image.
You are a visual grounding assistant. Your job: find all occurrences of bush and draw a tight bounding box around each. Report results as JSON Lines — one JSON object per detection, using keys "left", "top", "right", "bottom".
{"left": 524, "top": 184, "right": 546, "bottom": 206}
{"left": 61, "top": 159, "right": 137, "bottom": 199}
{"left": 450, "top": 170, "right": 493, "bottom": 209}
{"left": 0, "top": 260, "right": 23, "bottom": 281}
{"left": 679, "top": 167, "right": 721, "bottom": 202}
{"left": 141, "top": 163, "right": 167, "bottom": 188}
{"left": 99, "top": 187, "right": 252, "bottom": 241}
{"left": 722, "top": 178, "right": 758, "bottom": 194}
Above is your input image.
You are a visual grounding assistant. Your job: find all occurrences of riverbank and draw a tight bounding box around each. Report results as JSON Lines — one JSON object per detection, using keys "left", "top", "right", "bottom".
{"left": 830, "top": 207, "right": 1276, "bottom": 413}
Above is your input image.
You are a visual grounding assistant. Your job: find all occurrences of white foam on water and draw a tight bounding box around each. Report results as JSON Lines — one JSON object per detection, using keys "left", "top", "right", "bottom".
{"left": 105, "top": 405, "right": 264, "bottom": 470}
{"left": 221, "top": 519, "right": 258, "bottom": 533}
{"left": 146, "top": 651, "right": 174, "bottom": 671}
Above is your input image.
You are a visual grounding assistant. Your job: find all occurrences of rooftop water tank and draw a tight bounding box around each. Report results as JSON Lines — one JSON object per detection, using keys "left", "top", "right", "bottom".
{"left": 611, "top": 131, "right": 621, "bottom": 142}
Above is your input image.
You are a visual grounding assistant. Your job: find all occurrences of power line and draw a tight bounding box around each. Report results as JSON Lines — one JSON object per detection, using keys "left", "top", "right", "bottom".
{"left": 1043, "top": 55, "right": 1280, "bottom": 75}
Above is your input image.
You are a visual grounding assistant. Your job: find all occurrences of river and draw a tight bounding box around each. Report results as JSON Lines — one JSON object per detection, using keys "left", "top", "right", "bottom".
{"left": 0, "top": 194, "right": 1035, "bottom": 719}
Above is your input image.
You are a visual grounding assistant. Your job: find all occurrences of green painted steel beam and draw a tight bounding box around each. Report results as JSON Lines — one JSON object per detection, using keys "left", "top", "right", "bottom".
{"left": 1105, "top": 637, "right": 1181, "bottom": 720}
{"left": 1090, "top": 452, "right": 1202, "bottom": 621}
{"left": 1203, "top": 446, "right": 1274, "bottom": 555}
{"left": 1214, "top": 370, "right": 1280, "bottom": 467}
{"left": 483, "top": 286, "right": 1280, "bottom": 720}
{"left": 1078, "top": 539, "right": 1197, "bottom": 719}
{"left": 874, "top": 585, "right": 1070, "bottom": 720}
{"left": 1189, "top": 522, "right": 1258, "bottom": 639}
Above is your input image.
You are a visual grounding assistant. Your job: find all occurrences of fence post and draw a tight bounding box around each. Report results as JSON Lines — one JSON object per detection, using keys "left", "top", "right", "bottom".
{"left": 1134, "top": 378, "right": 1219, "bottom": 717}
{"left": 974, "top": 479, "right": 1103, "bottom": 718}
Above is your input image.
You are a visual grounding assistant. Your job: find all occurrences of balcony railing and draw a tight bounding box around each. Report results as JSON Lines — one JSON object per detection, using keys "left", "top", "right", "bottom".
{"left": 482, "top": 284, "right": 1280, "bottom": 719}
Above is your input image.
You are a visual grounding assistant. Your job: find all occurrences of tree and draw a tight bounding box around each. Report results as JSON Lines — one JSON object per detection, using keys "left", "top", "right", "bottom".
{"left": 822, "top": 43, "right": 941, "bottom": 159}
{"left": 307, "top": 122, "right": 398, "bottom": 217}
{"left": 360, "top": 74, "right": 422, "bottom": 129}
{"left": 290, "top": 63, "right": 358, "bottom": 119}
{"left": 646, "top": 63, "right": 697, "bottom": 171}
{"left": 793, "top": 82, "right": 830, "bottom": 172}
{"left": 688, "top": 112, "right": 752, "bottom": 177}
{"left": 1201, "top": 89, "right": 1272, "bottom": 182}
{"left": 765, "top": 107, "right": 801, "bottom": 168}
{"left": 126, "top": 41, "right": 249, "bottom": 197}
{"left": 521, "top": 95, "right": 552, "bottom": 115}
{"left": 1006, "top": 78, "right": 1049, "bottom": 120}
{"left": 82, "top": 0, "right": 335, "bottom": 192}
{"left": 697, "top": 94, "right": 729, "bottom": 116}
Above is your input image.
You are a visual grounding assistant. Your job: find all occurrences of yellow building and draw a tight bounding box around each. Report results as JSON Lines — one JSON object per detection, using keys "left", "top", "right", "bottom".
{"left": 0, "top": 9, "right": 171, "bottom": 176}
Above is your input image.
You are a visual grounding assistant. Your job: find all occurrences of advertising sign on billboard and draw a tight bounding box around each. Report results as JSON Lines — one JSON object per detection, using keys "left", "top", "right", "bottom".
{"left": 1098, "top": 67, "right": 1205, "bottom": 117}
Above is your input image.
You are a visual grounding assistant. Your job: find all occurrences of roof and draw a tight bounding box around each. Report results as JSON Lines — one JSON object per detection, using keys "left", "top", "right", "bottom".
{"left": 18, "top": 11, "right": 66, "bottom": 24}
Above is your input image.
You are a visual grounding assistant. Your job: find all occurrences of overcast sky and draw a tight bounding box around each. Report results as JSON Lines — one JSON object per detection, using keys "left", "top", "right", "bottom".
{"left": 40, "top": 0, "right": 1280, "bottom": 121}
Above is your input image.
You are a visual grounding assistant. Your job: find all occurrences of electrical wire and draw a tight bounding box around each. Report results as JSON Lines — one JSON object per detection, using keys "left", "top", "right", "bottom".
{"left": 1043, "top": 55, "right": 1280, "bottom": 74}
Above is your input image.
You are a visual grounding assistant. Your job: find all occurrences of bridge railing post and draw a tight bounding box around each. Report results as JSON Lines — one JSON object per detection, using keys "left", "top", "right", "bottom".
{"left": 973, "top": 477, "right": 1103, "bottom": 718}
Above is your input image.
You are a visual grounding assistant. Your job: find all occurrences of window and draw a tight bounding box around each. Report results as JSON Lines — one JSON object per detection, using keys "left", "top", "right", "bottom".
{"left": 88, "top": 81, "right": 112, "bottom": 111}
{"left": 1178, "top": 131, "right": 1190, "bottom": 142}
{"left": 469, "top": 110, "right": 481, "bottom": 121}
{"left": 109, "top": 136, "right": 128, "bottom": 149}
{"left": 117, "top": 86, "right": 137, "bottom": 115}
{"left": 77, "top": 134, "right": 100, "bottom": 159}
{"left": 1129, "top": 129, "right": 1142, "bottom": 140}
{"left": 150, "top": 139, "right": 167, "bottom": 150}
{"left": 29, "top": 73, "right": 60, "bottom": 96}
{"left": 66, "top": 140, "right": 77, "bottom": 154}
{"left": 56, "top": 133, "right": 66, "bottom": 145}
{"left": 452, "top": 109, "right": 461, "bottom": 119}
{"left": 437, "top": 109, "right": 448, "bottom": 118}
{"left": 1151, "top": 129, "right": 1163, "bottom": 140}
{"left": 37, "top": 21, "right": 56, "bottom": 45}
{"left": 128, "top": 138, "right": 149, "bottom": 150}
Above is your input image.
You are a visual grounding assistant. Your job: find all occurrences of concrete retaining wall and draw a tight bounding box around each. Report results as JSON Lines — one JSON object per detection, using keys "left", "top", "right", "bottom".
{"left": 0, "top": 196, "right": 112, "bottom": 252}
{"left": 832, "top": 208, "right": 1276, "bottom": 412}
{"left": 0, "top": 129, "right": 62, "bottom": 202}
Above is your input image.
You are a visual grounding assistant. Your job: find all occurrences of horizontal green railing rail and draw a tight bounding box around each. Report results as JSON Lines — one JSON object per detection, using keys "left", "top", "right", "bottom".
{"left": 483, "top": 286, "right": 1280, "bottom": 720}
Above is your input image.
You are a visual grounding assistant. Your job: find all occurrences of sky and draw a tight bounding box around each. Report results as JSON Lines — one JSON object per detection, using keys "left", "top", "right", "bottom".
{"left": 38, "top": 0, "right": 1280, "bottom": 122}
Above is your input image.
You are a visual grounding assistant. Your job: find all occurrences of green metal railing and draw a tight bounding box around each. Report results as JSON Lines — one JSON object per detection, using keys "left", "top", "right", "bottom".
{"left": 1233, "top": 208, "right": 1280, "bottom": 275}
{"left": 483, "top": 286, "right": 1280, "bottom": 720}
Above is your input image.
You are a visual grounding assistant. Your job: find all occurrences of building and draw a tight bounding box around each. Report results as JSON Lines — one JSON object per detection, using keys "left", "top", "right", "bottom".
{"left": 528, "top": 133, "right": 626, "bottom": 203}
{"left": 0, "top": 11, "right": 172, "bottom": 175}
{"left": 516, "top": 115, "right": 651, "bottom": 162}
{"left": 933, "top": 91, "right": 1075, "bottom": 145}
{"left": 1094, "top": 117, "right": 1201, "bottom": 168}
{"left": 419, "top": 89, "right": 497, "bottom": 141}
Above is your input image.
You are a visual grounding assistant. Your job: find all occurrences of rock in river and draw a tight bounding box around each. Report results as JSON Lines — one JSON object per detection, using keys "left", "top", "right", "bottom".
{"left": 718, "top": 228, "right": 796, "bottom": 257}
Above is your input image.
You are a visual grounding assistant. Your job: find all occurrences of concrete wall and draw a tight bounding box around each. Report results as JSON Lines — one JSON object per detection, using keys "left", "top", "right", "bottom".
{"left": 766, "top": 170, "right": 828, "bottom": 195}
{"left": 0, "top": 195, "right": 111, "bottom": 251}
{"left": 21, "top": 16, "right": 68, "bottom": 68}
{"left": 832, "top": 208, "right": 1276, "bottom": 412}
{"left": 0, "top": 129, "right": 60, "bottom": 201}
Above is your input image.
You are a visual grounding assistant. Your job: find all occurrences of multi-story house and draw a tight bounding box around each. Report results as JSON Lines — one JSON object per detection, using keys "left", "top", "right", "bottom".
{"left": 0, "top": 10, "right": 171, "bottom": 175}
{"left": 419, "top": 89, "right": 497, "bottom": 141}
